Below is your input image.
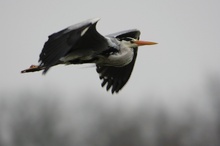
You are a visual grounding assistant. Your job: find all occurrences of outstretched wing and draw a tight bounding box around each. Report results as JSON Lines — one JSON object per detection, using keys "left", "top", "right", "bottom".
{"left": 39, "top": 18, "right": 107, "bottom": 73}
{"left": 96, "top": 29, "right": 140, "bottom": 94}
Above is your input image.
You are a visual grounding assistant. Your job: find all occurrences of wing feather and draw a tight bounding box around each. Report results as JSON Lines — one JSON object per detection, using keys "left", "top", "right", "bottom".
{"left": 39, "top": 18, "right": 101, "bottom": 73}
{"left": 96, "top": 47, "right": 138, "bottom": 93}
{"left": 96, "top": 29, "right": 140, "bottom": 93}
{"left": 96, "top": 30, "right": 140, "bottom": 93}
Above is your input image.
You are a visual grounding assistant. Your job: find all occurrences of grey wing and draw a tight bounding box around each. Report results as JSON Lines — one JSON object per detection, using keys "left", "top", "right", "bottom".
{"left": 96, "top": 29, "right": 140, "bottom": 94}
{"left": 39, "top": 18, "right": 104, "bottom": 73}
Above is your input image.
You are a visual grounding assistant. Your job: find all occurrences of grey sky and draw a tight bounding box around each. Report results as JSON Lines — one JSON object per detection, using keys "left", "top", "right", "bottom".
{"left": 1, "top": 0, "right": 220, "bottom": 105}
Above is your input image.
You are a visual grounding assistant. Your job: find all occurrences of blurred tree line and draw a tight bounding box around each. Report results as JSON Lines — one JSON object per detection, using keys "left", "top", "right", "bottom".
{"left": 0, "top": 76, "right": 220, "bottom": 146}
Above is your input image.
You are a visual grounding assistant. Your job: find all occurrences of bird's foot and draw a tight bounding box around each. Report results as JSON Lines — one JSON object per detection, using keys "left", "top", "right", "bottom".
{"left": 21, "top": 65, "right": 42, "bottom": 73}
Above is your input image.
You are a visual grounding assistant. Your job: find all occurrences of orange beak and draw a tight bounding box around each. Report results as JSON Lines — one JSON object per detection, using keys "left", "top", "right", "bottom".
{"left": 133, "top": 40, "right": 157, "bottom": 46}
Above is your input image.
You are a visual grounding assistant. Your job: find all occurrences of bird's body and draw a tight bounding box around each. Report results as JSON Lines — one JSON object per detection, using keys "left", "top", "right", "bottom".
{"left": 21, "top": 18, "right": 157, "bottom": 93}
{"left": 59, "top": 37, "right": 133, "bottom": 67}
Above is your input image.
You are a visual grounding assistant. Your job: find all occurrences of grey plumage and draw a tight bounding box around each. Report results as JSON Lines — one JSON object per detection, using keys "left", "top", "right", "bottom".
{"left": 21, "top": 18, "right": 157, "bottom": 94}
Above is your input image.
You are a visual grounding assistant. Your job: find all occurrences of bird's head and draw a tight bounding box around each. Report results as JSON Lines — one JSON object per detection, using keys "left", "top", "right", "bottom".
{"left": 121, "top": 37, "right": 157, "bottom": 48}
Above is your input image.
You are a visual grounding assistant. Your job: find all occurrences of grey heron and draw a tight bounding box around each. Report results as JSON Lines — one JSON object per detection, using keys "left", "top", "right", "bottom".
{"left": 21, "top": 18, "right": 157, "bottom": 94}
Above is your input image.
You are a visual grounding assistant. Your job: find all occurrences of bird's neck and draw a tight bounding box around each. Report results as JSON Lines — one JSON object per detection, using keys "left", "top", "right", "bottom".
{"left": 101, "top": 43, "right": 134, "bottom": 67}
{"left": 95, "top": 37, "right": 134, "bottom": 67}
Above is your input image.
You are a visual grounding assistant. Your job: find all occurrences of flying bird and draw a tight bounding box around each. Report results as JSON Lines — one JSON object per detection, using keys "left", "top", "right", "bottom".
{"left": 21, "top": 18, "right": 157, "bottom": 93}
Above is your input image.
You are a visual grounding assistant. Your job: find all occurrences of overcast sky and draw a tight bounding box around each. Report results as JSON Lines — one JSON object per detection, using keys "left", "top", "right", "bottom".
{"left": 1, "top": 0, "right": 220, "bottom": 108}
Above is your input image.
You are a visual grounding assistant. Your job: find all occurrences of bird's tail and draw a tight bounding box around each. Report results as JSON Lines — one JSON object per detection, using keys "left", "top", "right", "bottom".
{"left": 21, "top": 65, "right": 44, "bottom": 73}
